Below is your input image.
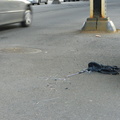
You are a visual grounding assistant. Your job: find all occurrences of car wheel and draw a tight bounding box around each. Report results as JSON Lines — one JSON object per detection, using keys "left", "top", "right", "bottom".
{"left": 45, "top": 0, "right": 48, "bottom": 4}
{"left": 37, "top": 0, "right": 41, "bottom": 5}
{"left": 21, "top": 9, "right": 32, "bottom": 27}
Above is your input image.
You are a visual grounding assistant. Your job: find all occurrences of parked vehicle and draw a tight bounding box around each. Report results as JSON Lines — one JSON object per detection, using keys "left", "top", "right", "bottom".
{"left": 64, "top": 0, "right": 80, "bottom": 2}
{"left": 28, "top": 0, "right": 48, "bottom": 5}
{"left": 0, "top": 0, "right": 32, "bottom": 27}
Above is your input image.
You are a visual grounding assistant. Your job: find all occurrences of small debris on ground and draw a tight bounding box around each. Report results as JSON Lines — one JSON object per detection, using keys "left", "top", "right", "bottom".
{"left": 95, "top": 35, "right": 101, "bottom": 37}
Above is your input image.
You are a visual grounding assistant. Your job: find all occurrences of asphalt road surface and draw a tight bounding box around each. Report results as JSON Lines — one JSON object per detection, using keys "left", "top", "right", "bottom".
{"left": 0, "top": 1, "right": 120, "bottom": 120}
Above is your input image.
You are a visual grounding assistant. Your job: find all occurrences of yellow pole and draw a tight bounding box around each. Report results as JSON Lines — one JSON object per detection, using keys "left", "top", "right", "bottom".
{"left": 101, "top": 0, "right": 106, "bottom": 18}
{"left": 90, "top": 0, "right": 93, "bottom": 18}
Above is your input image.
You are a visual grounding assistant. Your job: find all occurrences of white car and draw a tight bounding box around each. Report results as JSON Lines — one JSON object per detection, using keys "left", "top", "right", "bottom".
{"left": 28, "top": 0, "right": 48, "bottom": 5}
{"left": 0, "top": 0, "right": 32, "bottom": 27}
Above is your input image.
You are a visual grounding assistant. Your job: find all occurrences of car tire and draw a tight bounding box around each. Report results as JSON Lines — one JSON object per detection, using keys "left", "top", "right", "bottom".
{"left": 21, "top": 9, "right": 32, "bottom": 27}
{"left": 37, "top": 0, "right": 41, "bottom": 5}
{"left": 45, "top": 0, "right": 48, "bottom": 4}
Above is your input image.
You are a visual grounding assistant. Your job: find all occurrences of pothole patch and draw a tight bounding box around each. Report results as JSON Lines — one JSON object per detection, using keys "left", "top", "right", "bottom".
{"left": 0, "top": 47, "right": 42, "bottom": 54}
